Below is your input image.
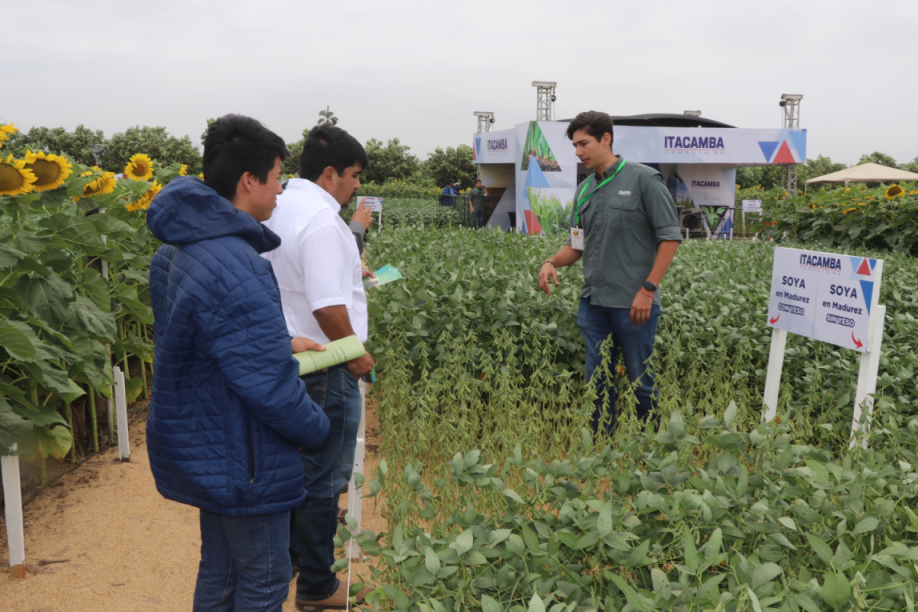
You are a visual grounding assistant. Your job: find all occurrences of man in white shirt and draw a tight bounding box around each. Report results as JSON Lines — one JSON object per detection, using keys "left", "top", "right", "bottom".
{"left": 261, "top": 124, "right": 373, "bottom": 611}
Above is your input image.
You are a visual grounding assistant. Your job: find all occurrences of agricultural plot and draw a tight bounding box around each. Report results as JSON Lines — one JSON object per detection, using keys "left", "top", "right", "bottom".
{"left": 347, "top": 228, "right": 918, "bottom": 612}
{"left": 4, "top": 131, "right": 918, "bottom": 609}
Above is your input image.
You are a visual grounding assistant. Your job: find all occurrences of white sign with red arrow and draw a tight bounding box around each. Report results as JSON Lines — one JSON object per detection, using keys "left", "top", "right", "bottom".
{"left": 762, "top": 247, "right": 886, "bottom": 448}
{"left": 766, "top": 247, "right": 882, "bottom": 352}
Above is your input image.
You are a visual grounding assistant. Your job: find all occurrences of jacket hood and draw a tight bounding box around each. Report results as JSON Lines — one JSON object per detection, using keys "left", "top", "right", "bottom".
{"left": 146, "top": 177, "right": 281, "bottom": 254}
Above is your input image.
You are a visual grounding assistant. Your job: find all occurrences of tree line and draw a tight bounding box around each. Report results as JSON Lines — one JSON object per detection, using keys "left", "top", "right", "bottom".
{"left": 5, "top": 123, "right": 478, "bottom": 190}
{"left": 737, "top": 151, "right": 918, "bottom": 189}
{"left": 9, "top": 122, "right": 914, "bottom": 193}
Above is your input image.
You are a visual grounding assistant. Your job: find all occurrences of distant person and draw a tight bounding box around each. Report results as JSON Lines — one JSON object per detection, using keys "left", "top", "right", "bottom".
{"left": 261, "top": 123, "right": 374, "bottom": 612}
{"left": 440, "top": 179, "right": 457, "bottom": 207}
{"left": 349, "top": 198, "right": 373, "bottom": 254}
{"left": 469, "top": 179, "right": 488, "bottom": 228}
{"left": 537, "top": 110, "right": 681, "bottom": 438}
{"left": 146, "top": 114, "right": 330, "bottom": 612}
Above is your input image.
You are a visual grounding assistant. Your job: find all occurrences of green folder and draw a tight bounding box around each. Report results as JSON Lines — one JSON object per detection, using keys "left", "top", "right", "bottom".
{"left": 293, "top": 336, "right": 366, "bottom": 376}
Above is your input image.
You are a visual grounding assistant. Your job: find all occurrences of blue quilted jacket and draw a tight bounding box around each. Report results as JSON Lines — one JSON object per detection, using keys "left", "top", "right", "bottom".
{"left": 146, "top": 177, "right": 329, "bottom": 517}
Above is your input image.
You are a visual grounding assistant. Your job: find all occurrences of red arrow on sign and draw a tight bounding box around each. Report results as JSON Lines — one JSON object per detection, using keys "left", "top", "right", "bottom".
{"left": 852, "top": 332, "right": 863, "bottom": 349}
{"left": 769, "top": 314, "right": 780, "bottom": 325}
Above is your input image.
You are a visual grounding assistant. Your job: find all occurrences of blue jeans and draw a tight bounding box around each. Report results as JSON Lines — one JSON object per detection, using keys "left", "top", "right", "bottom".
{"left": 577, "top": 298, "right": 660, "bottom": 437}
{"left": 193, "top": 509, "right": 291, "bottom": 612}
{"left": 472, "top": 209, "right": 484, "bottom": 229}
{"left": 291, "top": 364, "right": 362, "bottom": 600}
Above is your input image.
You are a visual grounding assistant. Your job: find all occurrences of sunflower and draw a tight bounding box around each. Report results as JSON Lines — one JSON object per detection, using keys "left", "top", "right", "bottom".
{"left": 82, "top": 167, "right": 117, "bottom": 198}
{"left": 23, "top": 150, "right": 72, "bottom": 192}
{"left": 885, "top": 185, "right": 904, "bottom": 199}
{"left": 126, "top": 180, "right": 162, "bottom": 211}
{"left": 124, "top": 153, "right": 154, "bottom": 181}
{"left": 842, "top": 207, "right": 857, "bottom": 214}
{"left": 0, "top": 154, "right": 37, "bottom": 196}
{"left": 0, "top": 123, "right": 18, "bottom": 148}
{"left": 198, "top": 173, "right": 204, "bottom": 180}
{"left": 178, "top": 164, "right": 188, "bottom": 177}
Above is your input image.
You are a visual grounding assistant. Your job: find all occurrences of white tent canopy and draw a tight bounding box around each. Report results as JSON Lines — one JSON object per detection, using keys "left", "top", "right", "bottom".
{"left": 806, "top": 162, "right": 918, "bottom": 185}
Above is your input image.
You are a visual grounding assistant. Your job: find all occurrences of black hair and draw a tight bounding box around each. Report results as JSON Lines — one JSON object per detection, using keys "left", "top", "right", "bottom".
{"left": 299, "top": 124, "right": 368, "bottom": 182}
{"left": 202, "top": 114, "right": 289, "bottom": 201}
{"left": 565, "top": 110, "right": 614, "bottom": 148}
{"left": 447, "top": 179, "right": 455, "bottom": 184}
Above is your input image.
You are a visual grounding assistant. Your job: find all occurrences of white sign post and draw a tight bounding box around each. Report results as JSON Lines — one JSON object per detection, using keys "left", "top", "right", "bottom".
{"left": 355, "top": 196, "right": 383, "bottom": 234}
{"left": 346, "top": 380, "right": 367, "bottom": 559}
{"left": 113, "top": 366, "right": 131, "bottom": 461}
{"left": 761, "top": 247, "right": 885, "bottom": 447}
{"left": 742, "top": 200, "right": 762, "bottom": 235}
{"left": 2, "top": 444, "right": 26, "bottom": 578}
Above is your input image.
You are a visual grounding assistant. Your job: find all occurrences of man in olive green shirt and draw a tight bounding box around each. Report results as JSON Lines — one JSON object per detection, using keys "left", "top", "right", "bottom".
{"left": 538, "top": 111, "right": 681, "bottom": 437}
{"left": 469, "top": 180, "right": 488, "bottom": 229}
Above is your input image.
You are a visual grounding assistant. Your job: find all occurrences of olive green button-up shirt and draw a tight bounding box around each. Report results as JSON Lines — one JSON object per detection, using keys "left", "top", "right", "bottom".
{"left": 565, "top": 158, "right": 682, "bottom": 309}
{"left": 469, "top": 188, "right": 487, "bottom": 212}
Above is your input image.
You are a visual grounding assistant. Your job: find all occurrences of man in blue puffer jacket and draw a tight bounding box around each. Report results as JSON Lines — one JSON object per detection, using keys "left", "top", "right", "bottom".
{"left": 146, "top": 114, "right": 330, "bottom": 612}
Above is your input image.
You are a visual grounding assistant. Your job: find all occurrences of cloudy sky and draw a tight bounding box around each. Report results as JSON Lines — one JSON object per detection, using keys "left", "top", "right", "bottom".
{"left": 5, "top": 0, "right": 917, "bottom": 166}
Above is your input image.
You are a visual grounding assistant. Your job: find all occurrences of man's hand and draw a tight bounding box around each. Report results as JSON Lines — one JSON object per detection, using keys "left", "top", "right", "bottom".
{"left": 347, "top": 352, "right": 374, "bottom": 379}
{"left": 362, "top": 267, "right": 376, "bottom": 279}
{"left": 352, "top": 201, "right": 372, "bottom": 230}
{"left": 630, "top": 290, "right": 654, "bottom": 325}
{"left": 538, "top": 262, "right": 560, "bottom": 295}
{"left": 292, "top": 337, "right": 325, "bottom": 353}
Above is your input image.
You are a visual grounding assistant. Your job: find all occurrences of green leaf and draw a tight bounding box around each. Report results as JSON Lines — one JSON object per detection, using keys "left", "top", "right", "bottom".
{"left": 79, "top": 268, "right": 111, "bottom": 313}
{"left": 454, "top": 529, "right": 473, "bottom": 555}
{"left": 751, "top": 562, "right": 783, "bottom": 588}
{"left": 651, "top": 568, "right": 672, "bottom": 600}
{"left": 0, "top": 319, "right": 38, "bottom": 360}
{"left": 804, "top": 459, "right": 830, "bottom": 483}
{"left": 597, "top": 502, "right": 613, "bottom": 537}
{"left": 528, "top": 593, "right": 545, "bottom": 612}
{"left": 503, "top": 488, "right": 524, "bottom": 504}
{"left": 724, "top": 400, "right": 738, "bottom": 427}
{"left": 0, "top": 396, "right": 33, "bottom": 451}
{"left": 851, "top": 516, "right": 879, "bottom": 536}
{"left": 574, "top": 532, "right": 599, "bottom": 550}
{"left": 481, "top": 595, "right": 502, "bottom": 612}
{"left": 625, "top": 539, "right": 650, "bottom": 568}
{"left": 522, "top": 524, "right": 540, "bottom": 554}
{"left": 667, "top": 410, "right": 685, "bottom": 439}
{"left": 609, "top": 573, "right": 648, "bottom": 612}
{"left": 33, "top": 424, "right": 72, "bottom": 460}
{"left": 795, "top": 593, "right": 822, "bottom": 612}
{"left": 424, "top": 547, "right": 440, "bottom": 575}
{"left": 821, "top": 572, "right": 851, "bottom": 610}
{"left": 463, "top": 551, "right": 487, "bottom": 565}
{"left": 14, "top": 272, "right": 73, "bottom": 325}
{"left": 488, "top": 529, "right": 512, "bottom": 545}
{"left": 683, "top": 527, "right": 699, "bottom": 573}
{"left": 70, "top": 296, "right": 117, "bottom": 340}
{"left": 0, "top": 243, "right": 27, "bottom": 268}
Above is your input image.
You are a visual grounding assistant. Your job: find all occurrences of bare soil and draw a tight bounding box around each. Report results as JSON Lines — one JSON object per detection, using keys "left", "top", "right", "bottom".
{"left": 0, "top": 395, "right": 385, "bottom": 611}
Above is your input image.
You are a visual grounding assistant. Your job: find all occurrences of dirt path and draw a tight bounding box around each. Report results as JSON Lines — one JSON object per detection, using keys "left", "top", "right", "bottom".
{"left": 0, "top": 398, "right": 385, "bottom": 612}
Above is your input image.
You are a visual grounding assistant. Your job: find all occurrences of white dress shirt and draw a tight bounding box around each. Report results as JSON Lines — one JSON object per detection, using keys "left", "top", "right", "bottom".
{"left": 262, "top": 179, "right": 368, "bottom": 345}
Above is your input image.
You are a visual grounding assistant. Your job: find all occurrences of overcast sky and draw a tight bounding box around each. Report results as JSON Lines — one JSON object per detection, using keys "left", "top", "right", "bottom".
{"left": 5, "top": 0, "right": 917, "bottom": 166}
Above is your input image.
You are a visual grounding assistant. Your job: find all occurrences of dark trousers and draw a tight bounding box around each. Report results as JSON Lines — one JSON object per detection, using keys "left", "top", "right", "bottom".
{"left": 291, "top": 365, "right": 362, "bottom": 600}
{"left": 577, "top": 298, "right": 661, "bottom": 436}
{"left": 194, "top": 509, "right": 291, "bottom": 612}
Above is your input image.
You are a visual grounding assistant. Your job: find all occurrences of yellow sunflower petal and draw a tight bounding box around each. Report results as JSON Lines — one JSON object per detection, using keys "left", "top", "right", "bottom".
{"left": 23, "top": 150, "right": 72, "bottom": 192}
{"left": 0, "top": 155, "right": 37, "bottom": 196}
{"left": 124, "top": 153, "right": 154, "bottom": 181}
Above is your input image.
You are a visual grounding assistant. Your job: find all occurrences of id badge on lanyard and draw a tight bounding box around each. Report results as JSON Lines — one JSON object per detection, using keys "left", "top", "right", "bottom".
{"left": 570, "top": 227, "right": 584, "bottom": 250}
{"left": 571, "top": 159, "right": 626, "bottom": 252}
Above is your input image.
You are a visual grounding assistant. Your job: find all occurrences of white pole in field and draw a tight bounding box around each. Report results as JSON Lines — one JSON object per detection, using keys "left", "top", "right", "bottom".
{"left": 850, "top": 304, "right": 887, "bottom": 449}
{"left": 346, "top": 380, "right": 367, "bottom": 559}
{"left": 761, "top": 328, "right": 789, "bottom": 422}
{"left": 101, "top": 237, "right": 115, "bottom": 444}
{"left": 2, "top": 445, "right": 26, "bottom": 579}
{"left": 113, "top": 366, "right": 130, "bottom": 461}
